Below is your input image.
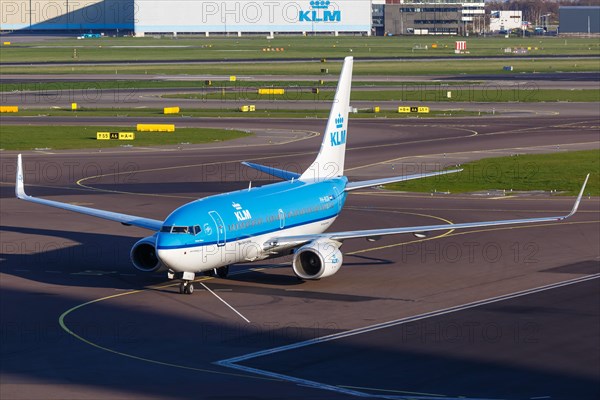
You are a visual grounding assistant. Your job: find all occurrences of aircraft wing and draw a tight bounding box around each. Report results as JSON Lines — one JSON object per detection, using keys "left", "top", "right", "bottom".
{"left": 15, "top": 155, "right": 163, "bottom": 231}
{"left": 345, "top": 169, "right": 462, "bottom": 192}
{"left": 265, "top": 174, "right": 589, "bottom": 250}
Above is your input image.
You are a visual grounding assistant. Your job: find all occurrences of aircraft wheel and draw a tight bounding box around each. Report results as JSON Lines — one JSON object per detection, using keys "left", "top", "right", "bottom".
{"left": 186, "top": 283, "right": 194, "bottom": 295}
{"left": 179, "top": 282, "right": 186, "bottom": 294}
{"left": 216, "top": 265, "right": 229, "bottom": 279}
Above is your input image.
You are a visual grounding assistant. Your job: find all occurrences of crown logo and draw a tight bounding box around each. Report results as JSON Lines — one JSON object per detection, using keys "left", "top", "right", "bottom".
{"left": 335, "top": 113, "right": 344, "bottom": 129}
{"left": 232, "top": 202, "right": 242, "bottom": 210}
{"left": 310, "top": 0, "right": 331, "bottom": 10}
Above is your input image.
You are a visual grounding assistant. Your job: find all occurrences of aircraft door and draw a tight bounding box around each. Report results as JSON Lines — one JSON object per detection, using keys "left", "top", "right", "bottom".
{"left": 278, "top": 209, "right": 285, "bottom": 229}
{"left": 209, "top": 211, "right": 226, "bottom": 246}
{"left": 333, "top": 187, "right": 342, "bottom": 212}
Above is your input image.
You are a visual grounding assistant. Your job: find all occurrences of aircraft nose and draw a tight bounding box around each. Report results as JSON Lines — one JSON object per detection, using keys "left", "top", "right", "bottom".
{"left": 155, "top": 233, "right": 178, "bottom": 270}
{"left": 155, "top": 232, "right": 193, "bottom": 273}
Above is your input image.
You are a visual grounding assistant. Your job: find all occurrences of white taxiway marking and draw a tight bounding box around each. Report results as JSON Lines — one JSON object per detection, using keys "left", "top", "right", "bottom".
{"left": 216, "top": 274, "right": 599, "bottom": 399}
{"left": 200, "top": 282, "right": 251, "bottom": 324}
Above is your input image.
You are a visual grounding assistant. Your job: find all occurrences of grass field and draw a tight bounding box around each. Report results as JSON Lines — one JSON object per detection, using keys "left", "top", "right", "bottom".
{"left": 0, "top": 80, "right": 477, "bottom": 92}
{"left": 166, "top": 88, "right": 600, "bottom": 103}
{"left": 1, "top": 36, "right": 599, "bottom": 63}
{"left": 386, "top": 150, "right": 599, "bottom": 196}
{"left": 9, "top": 107, "right": 487, "bottom": 119}
{"left": 0, "top": 125, "right": 250, "bottom": 150}
{"left": 1, "top": 58, "right": 598, "bottom": 76}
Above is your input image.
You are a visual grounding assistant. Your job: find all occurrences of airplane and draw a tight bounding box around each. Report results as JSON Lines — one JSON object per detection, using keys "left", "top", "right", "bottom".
{"left": 16, "top": 56, "right": 589, "bottom": 295}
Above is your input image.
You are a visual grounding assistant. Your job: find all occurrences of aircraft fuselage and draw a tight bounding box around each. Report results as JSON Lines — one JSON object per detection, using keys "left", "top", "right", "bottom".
{"left": 156, "top": 177, "right": 348, "bottom": 272}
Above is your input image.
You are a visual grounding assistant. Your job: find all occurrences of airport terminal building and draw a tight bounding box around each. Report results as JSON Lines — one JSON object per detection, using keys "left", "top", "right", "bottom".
{"left": 0, "top": 0, "right": 372, "bottom": 35}
{"left": 134, "top": 0, "right": 371, "bottom": 36}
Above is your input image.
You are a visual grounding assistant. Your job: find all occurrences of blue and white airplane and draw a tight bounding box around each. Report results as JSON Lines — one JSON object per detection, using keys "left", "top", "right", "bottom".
{"left": 16, "top": 57, "right": 588, "bottom": 294}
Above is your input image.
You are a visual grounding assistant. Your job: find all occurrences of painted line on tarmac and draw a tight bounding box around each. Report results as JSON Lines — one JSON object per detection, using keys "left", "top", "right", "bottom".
{"left": 216, "top": 274, "right": 600, "bottom": 400}
{"left": 200, "top": 281, "right": 251, "bottom": 324}
{"left": 54, "top": 216, "right": 450, "bottom": 386}
{"left": 57, "top": 275, "right": 277, "bottom": 382}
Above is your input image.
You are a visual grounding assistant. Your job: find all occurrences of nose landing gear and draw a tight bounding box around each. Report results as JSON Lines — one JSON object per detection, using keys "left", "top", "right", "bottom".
{"left": 169, "top": 270, "right": 197, "bottom": 295}
{"left": 169, "top": 266, "right": 229, "bottom": 295}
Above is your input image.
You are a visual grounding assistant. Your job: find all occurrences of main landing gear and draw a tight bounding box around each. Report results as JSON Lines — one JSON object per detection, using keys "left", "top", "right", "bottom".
{"left": 204, "top": 265, "right": 230, "bottom": 279}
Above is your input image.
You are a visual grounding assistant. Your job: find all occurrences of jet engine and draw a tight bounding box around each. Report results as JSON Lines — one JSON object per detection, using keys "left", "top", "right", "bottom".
{"left": 292, "top": 239, "right": 343, "bottom": 280}
{"left": 130, "top": 234, "right": 166, "bottom": 272}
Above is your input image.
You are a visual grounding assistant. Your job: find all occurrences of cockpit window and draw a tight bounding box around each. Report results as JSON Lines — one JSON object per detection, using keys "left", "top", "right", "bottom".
{"left": 171, "top": 226, "right": 190, "bottom": 234}
{"left": 161, "top": 225, "right": 201, "bottom": 235}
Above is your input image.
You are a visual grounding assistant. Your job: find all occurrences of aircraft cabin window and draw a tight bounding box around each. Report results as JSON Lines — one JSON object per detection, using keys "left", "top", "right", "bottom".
{"left": 193, "top": 225, "right": 201, "bottom": 235}
{"left": 171, "top": 226, "right": 190, "bottom": 234}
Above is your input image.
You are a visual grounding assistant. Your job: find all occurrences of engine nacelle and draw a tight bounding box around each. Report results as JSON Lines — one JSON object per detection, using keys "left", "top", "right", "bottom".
{"left": 130, "top": 234, "right": 167, "bottom": 273}
{"left": 292, "top": 239, "right": 343, "bottom": 280}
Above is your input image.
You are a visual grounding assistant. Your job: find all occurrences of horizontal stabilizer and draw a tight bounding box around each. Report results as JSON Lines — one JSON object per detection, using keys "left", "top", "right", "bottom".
{"left": 242, "top": 162, "right": 301, "bottom": 181}
{"left": 345, "top": 169, "right": 462, "bottom": 192}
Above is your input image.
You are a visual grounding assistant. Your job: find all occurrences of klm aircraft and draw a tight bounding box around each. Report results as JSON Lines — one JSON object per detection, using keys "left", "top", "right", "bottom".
{"left": 16, "top": 57, "right": 588, "bottom": 294}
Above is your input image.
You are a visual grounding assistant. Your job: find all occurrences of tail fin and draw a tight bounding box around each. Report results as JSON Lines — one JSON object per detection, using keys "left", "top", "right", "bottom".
{"left": 300, "top": 56, "right": 353, "bottom": 182}
{"left": 16, "top": 154, "right": 27, "bottom": 199}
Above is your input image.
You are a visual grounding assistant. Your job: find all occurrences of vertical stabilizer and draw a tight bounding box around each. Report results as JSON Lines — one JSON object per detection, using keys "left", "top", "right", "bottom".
{"left": 16, "top": 154, "right": 26, "bottom": 199}
{"left": 300, "top": 56, "right": 353, "bottom": 181}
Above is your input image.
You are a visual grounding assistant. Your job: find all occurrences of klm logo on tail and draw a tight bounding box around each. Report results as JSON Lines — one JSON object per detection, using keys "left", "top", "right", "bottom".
{"left": 330, "top": 114, "right": 346, "bottom": 147}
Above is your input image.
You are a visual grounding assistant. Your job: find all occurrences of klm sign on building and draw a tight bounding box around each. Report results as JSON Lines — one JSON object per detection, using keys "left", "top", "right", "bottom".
{"left": 299, "top": 1, "right": 342, "bottom": 23}
{"left": 133, "top": 0, "right": 371, "bottom": 36}
{"left": 1, "top": 0, "right": 370, "bottom": 34}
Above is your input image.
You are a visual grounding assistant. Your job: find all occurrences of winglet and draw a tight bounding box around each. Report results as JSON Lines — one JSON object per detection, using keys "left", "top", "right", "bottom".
{"left": 15, "top": 154, "right": 27, "bottom": 199}
{"left": 564, "top": 173, "right": 589, "bottom": 219}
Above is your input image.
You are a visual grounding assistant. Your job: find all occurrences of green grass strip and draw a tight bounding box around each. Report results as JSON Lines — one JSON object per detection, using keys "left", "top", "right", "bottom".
{"left": 386, "top": 150, "right": 599, "bottom": 196}
{"left": 0, "top": 80, "right": 476, "bottom": 92}
{"left": 9, "top": 107, "right": 485, "bottom": 119}
{"left": 0, "top": 125, "right": 250, "bottom": 150}
{"left": 1, "top": 58, "right": 598, "bottom": 76}
{"left": 166, "top": 88, "right": 600, "bottom": 103}
{"left": 1, "top": 36, "right": 599, "bottom": 63}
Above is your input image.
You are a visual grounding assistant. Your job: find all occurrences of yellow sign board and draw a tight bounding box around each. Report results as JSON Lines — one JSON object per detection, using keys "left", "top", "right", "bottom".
{"left": 97, "top": 132, "right": 135, "bottom": 140}
{"left": 258, "top": 88, "right": 285, "bottom": 95}
{"left": 398, "top": 106, "right": 430, "bottom": 113}
{"left": 163, "top": 106, "right": 180, "bottom": 114}
{"left": 96, "top": 132, "right": 111, "bottom": 140}
{"left": 136, "top": 124, "right": 175, "bottom": 132}
{"left": 229, "top": 76, "right": 237, "bottom": 82}
{"left": 119, "top": 132, "right": 135, "bottom": 140}
{"left": 0, "top": 106, "right": 18, "bottom": 113}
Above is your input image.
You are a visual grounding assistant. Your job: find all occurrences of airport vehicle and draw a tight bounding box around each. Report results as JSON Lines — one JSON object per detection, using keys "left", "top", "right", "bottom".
{"left": 16, "top": 56, "right": 589, "bottom": 294}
